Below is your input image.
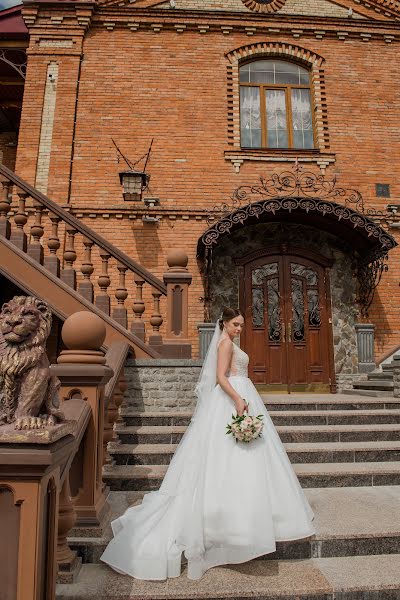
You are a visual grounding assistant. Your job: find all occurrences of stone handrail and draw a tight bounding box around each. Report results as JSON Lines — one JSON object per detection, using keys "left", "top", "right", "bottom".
{"left": 103, "top": 341, "right": 129, "bottom": 465}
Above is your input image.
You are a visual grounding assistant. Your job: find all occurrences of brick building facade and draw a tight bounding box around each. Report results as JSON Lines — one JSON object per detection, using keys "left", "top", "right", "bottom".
{"left": 2, "top": 0, "right": 400, "bottom": 391}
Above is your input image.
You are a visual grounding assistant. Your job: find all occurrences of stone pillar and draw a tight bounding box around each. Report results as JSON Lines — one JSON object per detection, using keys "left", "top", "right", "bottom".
{"left": 392, "top": 355, "right": 400, "bottom": 398}
{"left": 162, "top": 249, "right": 192, "bottom": 358}
{"left": 197, "top": 322, "right": 216, "bottom": 359}
{"left": 50, "top": 311, "right": 113, "bottom": 529}
{"left": 355, "top": 323, "right": 376, "bottom": 373}
{"left": 0, "top": 401, "right": 88, "bottom": 600}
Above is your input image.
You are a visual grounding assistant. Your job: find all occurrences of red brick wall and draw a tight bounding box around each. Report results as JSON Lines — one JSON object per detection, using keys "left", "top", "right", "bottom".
{"left": 14, "top": 19, "right": 400, "bottom": 360}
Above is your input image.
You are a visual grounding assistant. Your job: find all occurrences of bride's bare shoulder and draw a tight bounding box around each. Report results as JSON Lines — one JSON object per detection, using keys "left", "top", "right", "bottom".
{"left": 217, "top": 336, "right": 233, "bottom": 351}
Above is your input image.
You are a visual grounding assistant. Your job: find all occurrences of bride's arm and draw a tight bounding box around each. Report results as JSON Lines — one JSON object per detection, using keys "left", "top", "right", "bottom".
{"left": 216, "top": 338, "right": 248, "bottom": 416}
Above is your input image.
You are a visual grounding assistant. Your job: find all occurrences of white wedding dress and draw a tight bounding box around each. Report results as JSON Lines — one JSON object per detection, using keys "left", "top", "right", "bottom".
{"left": 101, "top": 332, "right": 315, "bottom": 581}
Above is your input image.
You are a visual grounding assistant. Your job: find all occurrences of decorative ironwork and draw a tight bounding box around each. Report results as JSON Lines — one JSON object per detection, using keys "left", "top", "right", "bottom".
{"left": 0, "top": 48, "right": 26, "bottom": 80}
{"left": 252, "top": 263, "right": 278, "bottom": 285}
{"left": 357, "top": 251, "right": 389, "bottom": 317}
{"left": 267, "top": 278, "right": 281, "bottom": 341}
{"left": 291, "top": 279, "right": 305, "bottom": 341}
{"left": 201, "top": 195, "right": 395, "bottom": 255}
{"left": 205, "top": 163, "right": 390, "bottom": 228}
{"left": 252, "top": 287, "right": 264, "bottom": 327}
{"left": 308, "top": 289, "right": 321, "bottom": 327}
{"left": 199, "top": 164, "right": 397, "bottom": 319}
{"left": 291, "top": 262, "right": 318, "bottom": 286}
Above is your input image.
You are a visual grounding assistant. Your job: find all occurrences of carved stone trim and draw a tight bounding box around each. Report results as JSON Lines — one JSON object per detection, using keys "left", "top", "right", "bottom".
{"left": 224, "top": 150, "right": 336, "bottom": 173}
{"left": 240, "top": 0, "right": 287, "bottom": 13}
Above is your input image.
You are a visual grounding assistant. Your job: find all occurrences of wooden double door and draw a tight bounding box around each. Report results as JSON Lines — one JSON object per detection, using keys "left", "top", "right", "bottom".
{"left": 241, "top": 251, "right": 334, "bottom": 392}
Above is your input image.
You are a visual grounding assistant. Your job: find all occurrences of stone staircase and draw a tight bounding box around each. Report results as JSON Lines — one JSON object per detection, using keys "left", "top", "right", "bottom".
{"left": 58, "top": 393, "right": 400, "bottom": 600}
{"left": 346, "top": 362, "right": 395, "bottom": 397}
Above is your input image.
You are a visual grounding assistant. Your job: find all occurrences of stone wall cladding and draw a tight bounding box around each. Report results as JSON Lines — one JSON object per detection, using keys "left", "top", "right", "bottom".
{"left": 125, "top": 360, "right": 367, "bottom": 408}
{"left": 125, "top": 359, "right": 202, "bottom": 411}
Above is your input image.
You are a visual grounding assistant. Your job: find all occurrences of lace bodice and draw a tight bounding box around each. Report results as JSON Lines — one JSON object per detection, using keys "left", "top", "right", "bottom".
{"left": 229, "top": 343, "right": 249, "bottom": 378}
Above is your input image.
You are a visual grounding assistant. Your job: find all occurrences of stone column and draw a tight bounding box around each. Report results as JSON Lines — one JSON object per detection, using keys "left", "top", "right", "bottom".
{"left": 197, "top": 322, "right": 216, "bottom": 359}
{"left": 50, "top": 311, "right": 113, "bottom": 528}
{"left": 355, "top": 323, "right": 376, "bottom": 373}
{"left": 163, "top": 249, "right": 192, "bottom": 358}
{"left": 0, "top": 401, "right": 88, "bottom": 600}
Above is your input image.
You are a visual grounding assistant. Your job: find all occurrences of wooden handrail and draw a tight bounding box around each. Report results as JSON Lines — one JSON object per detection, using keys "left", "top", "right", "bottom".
{"left": 0, "top": 163, "right": 167, "bottom": 294}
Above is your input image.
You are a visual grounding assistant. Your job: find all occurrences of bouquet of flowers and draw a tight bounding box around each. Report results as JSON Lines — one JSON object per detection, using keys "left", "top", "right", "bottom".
{"left": 226, "top": 409, "right": 264, "bottom": 443}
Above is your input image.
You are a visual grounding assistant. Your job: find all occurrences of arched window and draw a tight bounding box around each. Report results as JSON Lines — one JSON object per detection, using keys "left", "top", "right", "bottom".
{"left": 239, "top": 59, "right": 315, "bottom": 149}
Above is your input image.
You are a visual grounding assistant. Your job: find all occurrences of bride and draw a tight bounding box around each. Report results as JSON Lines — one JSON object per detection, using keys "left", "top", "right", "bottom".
{"left": 100, "top": 307, "right": 315, "bottom": 580}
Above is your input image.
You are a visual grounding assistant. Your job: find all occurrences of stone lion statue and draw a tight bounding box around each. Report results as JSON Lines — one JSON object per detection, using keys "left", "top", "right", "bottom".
{"left": 0, "top": 295, "right": 64, "bottom": 429}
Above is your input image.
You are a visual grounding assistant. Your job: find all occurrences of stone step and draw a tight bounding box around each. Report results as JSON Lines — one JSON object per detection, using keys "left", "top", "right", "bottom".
{"left": 102, "top": 461, "right": 400, "bottom": 491}
{"left": 115, "top": 423, "right": 400, "bottom": 444}
{"left": 108, "top": 440, "right": 400, "bottom": 466}
{"left": 342, "top": 389, "right": 394, "bottom": 398}
{"left": 120, "top": 409, "right": 400, "bottom": 428}
{"left": 353, "top": 380, "right": 394, "bottom": 391}
{"left": 56, "top": 554, "right": 400, "bottom": 599}
{"left": 382, "top": 362, "right": 395, "bottom": 371}
{"left": 367, "top": 372, "right": 394, "bottom": 381}
{"left": 120, "top": 397, "right": 400, "bottom": 423}
{"left": 68, "top": 487, "right": 400, "bottom": 565}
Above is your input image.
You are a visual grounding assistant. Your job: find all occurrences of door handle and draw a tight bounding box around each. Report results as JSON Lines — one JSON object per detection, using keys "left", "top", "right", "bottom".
{"left": 281, "top": 321, "right": 285, "bottom": 342}
{"left": 288, "top": 321, "right": 292, "bottom": 342}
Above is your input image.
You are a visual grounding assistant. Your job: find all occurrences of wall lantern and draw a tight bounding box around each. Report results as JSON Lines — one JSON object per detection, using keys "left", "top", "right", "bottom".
{"left": 112, "top": 137, "right": 153, "bottom": 202}
{"left": 119, "top": 170, "right": 150, "bottom": 202}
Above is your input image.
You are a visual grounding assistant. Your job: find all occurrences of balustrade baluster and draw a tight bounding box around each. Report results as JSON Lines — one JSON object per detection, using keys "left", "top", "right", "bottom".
{"left": 113, "top": 263, "right": 128, "bottom": 328}
{"left": 102, "top": 405, "right": 115, "bottom": 466}
{"left": 95, "top": 251, "right": 111, "bottom": 315}
{"left": 79, "top": 237, "right": 94, "bottom": 302}
{"left": 115, "top": 373, "right": 127, "bottom": 426}
{"left": 44, "top": 212, "right": 61, "bottom": 276}
{"left": 10, "top": 190, "right": 28, "bottom": 251}
{"left": 57, "top": 476, "right": 79, "bottom": 581}
{"left": 61, "top": 227, "right": 78, "bottom": 288}
{"left": 28, "top": 201, "right": 45, "bottom": 263}
{"left": 149, "top": 288, "right": 163, "bottom": 351}
{"left": 0, "top": 179, "right": 12, "bottom": 238}
{"left": 131, "top": 276, "right": 146, "bottom": 341}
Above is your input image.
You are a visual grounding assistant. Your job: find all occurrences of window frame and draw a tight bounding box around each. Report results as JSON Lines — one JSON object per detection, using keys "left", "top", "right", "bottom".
{"left": 239, "top": 59, "right": 317, "bottom": 151}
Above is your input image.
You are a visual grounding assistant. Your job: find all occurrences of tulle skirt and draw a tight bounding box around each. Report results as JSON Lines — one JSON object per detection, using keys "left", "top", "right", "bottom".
{"left": 100, "top": 376, "right": 315, "bottom": 580}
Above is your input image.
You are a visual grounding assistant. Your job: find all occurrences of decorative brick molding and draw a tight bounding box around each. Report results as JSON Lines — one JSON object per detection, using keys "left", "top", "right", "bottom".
{"left": 35, "top": 62, "right": 58, "bottom": 194}
{"left": 241, "top": 0, "right": 287, "bottom": 12}
{"left": 226, "top": 41, "right": 330, "bottom": 153}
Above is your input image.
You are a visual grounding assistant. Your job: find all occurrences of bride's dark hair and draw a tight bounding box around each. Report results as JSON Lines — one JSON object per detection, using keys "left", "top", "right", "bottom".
{"left": 218, "top": 307, "right": 243, "bottom": 331}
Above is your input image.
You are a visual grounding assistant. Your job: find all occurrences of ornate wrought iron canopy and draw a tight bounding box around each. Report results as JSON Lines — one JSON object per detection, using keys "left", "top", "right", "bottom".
{"left": 197, "top": 165, "right": 397, "bottom": 316}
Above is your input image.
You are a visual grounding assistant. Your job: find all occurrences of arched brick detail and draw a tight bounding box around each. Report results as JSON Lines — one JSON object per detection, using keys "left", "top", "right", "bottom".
{"left": 241, "top": 0, "right": 287, "bottom": 12}
{"left": 226, "top": 42, "right": 330, "bottom": 151}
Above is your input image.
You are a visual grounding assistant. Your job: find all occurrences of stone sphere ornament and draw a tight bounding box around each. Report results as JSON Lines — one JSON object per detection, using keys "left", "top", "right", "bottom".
{"left": 167, "top": 249, "right": 189, "bottom": 270}
{"left": 61, "top": 311, "right": 106, "bottom": 351}
{"left": 241, "top": 0, "right": 287, "bottom": 12}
